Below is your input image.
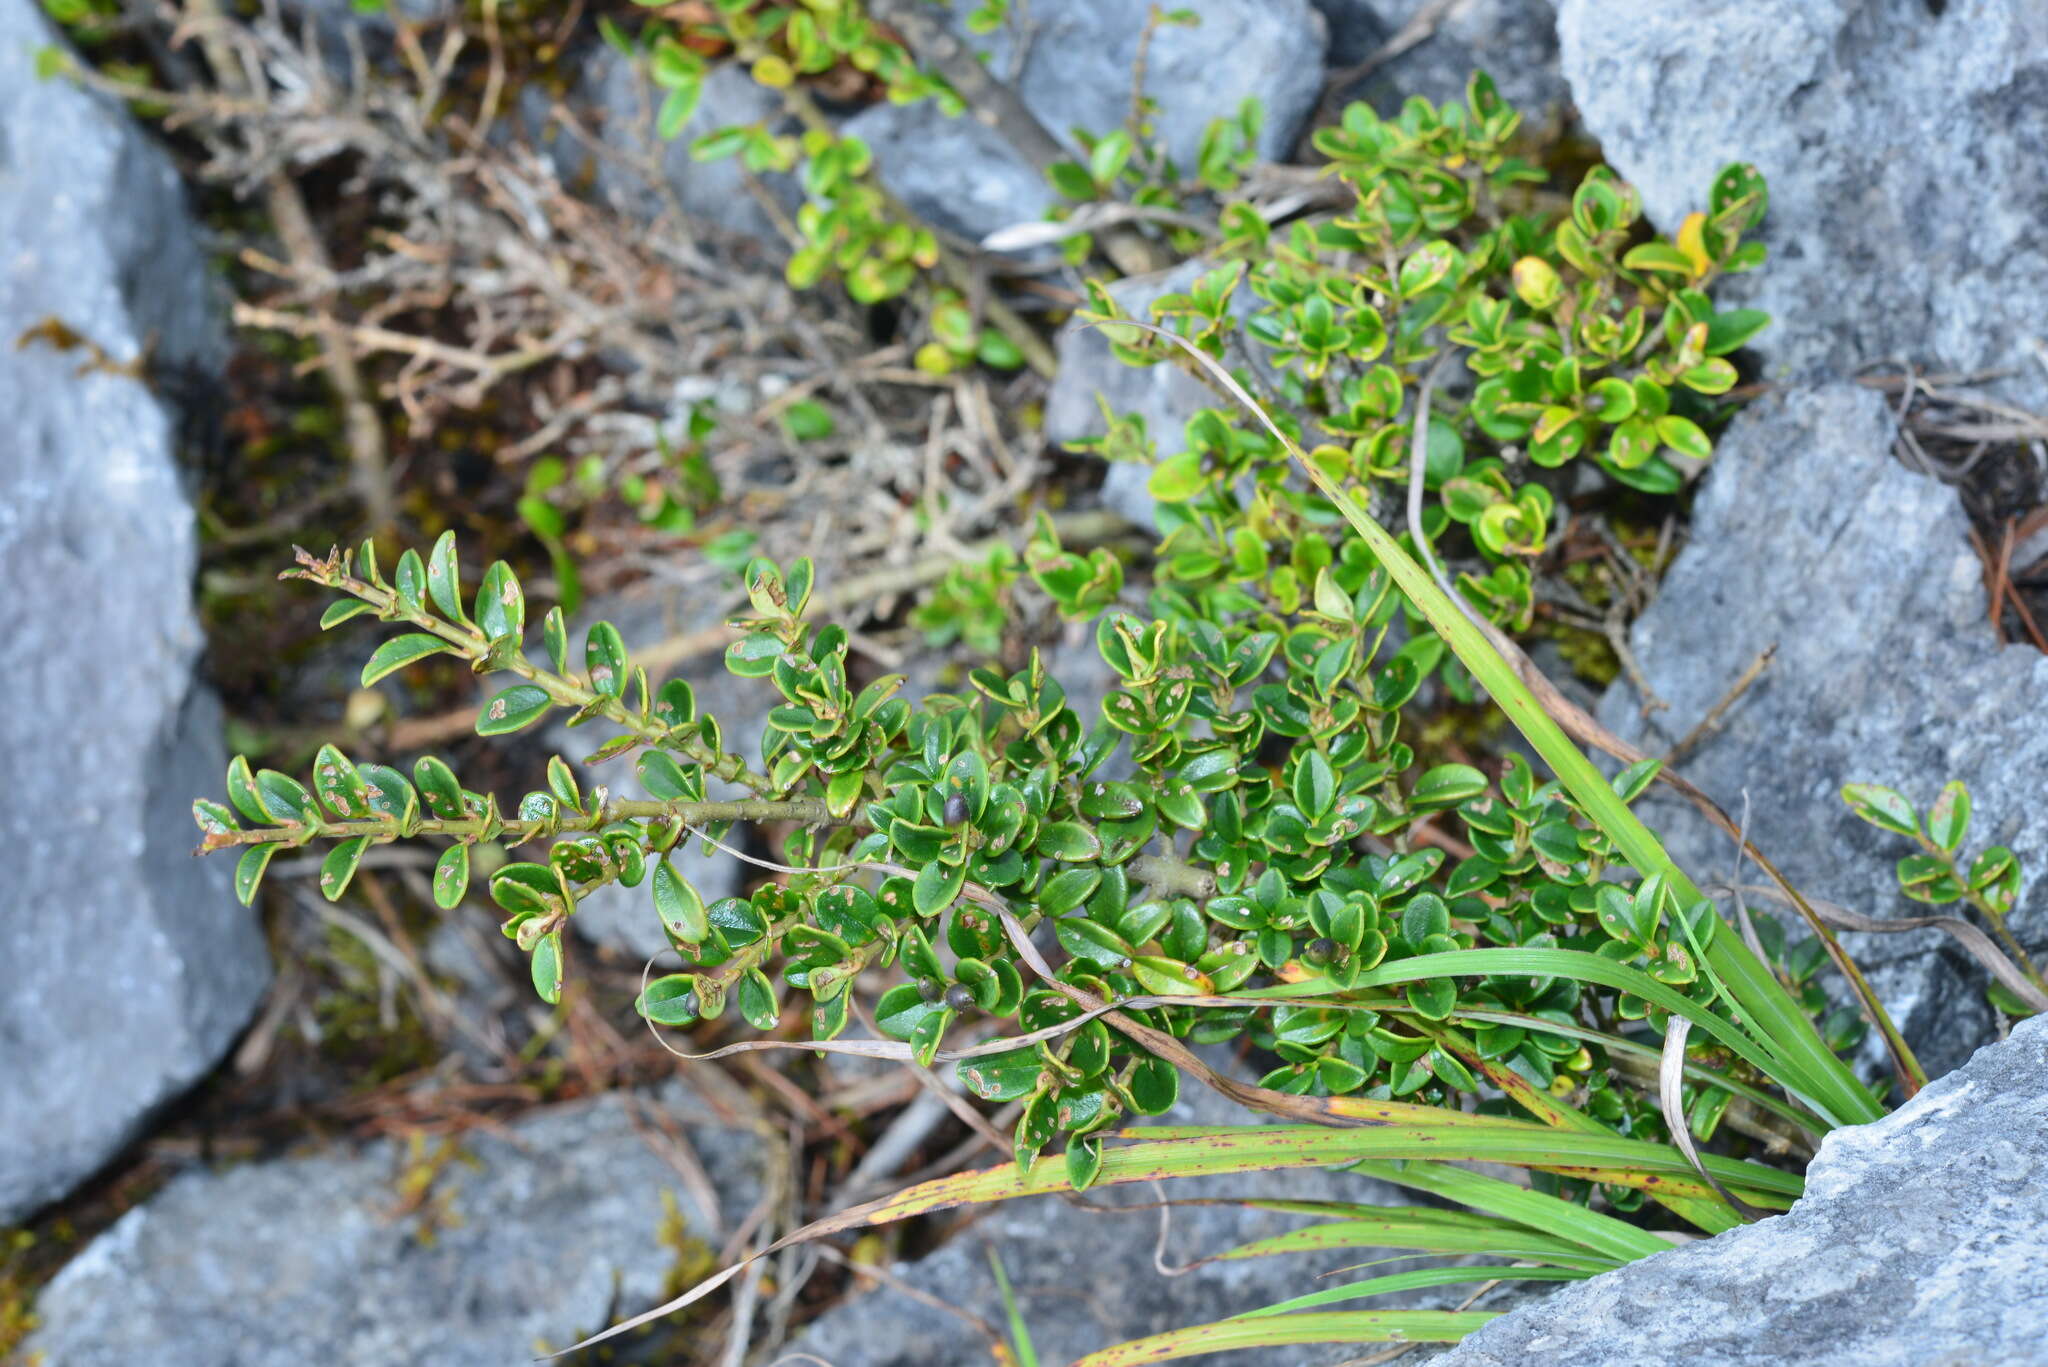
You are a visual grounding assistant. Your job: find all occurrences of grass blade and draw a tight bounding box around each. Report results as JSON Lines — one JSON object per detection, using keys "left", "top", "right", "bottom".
{"left": 1207, "top": 1216, "right": 1619, "bottom": 1272}
{"left": 1232, "top": 1264, "right": 1592, "bottom": 1319}
{"left": 1344, "top": 1159, "right": 1671, "bottom": 1263}
{"left": 988, "top": 1246, "right": 1039, "bottom": 1367}
{"left": 1070, "top": 1310, "right": 1498, "bottom": 1365}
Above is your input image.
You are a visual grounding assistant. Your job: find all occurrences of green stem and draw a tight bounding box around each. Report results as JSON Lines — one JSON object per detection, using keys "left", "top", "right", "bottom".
{"left": 298, "top": 554, "right": 776, "bottom": 794}
{"left": 1922, "top": 837, "right": 2048, "bottom": 991}
{"left": 203, "top": 797, "right": 831, "bottom": 852}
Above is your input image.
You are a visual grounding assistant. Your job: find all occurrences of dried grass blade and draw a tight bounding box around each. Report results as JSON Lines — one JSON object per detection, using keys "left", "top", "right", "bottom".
{"left": 1656, "top": 1017, "right": 1773, "bottom": 1221}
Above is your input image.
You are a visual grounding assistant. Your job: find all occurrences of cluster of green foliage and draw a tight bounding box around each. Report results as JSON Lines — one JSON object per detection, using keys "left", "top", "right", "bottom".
{"left": 616, "top": 0, "right": 1026, "bottom": 373}
{"left": 607, "top": 0, "right": 1267, "bottom": 378}
{"left": 182, "top": 38, "right": 2034, "bottom": 1365}
{"left": 192, "top": 72, "right": 1867, "bottom": 1201}
{"left": 1842, "top": 780, "right": 2045, "bottom": 1015}
{"left": 1078, "top": 72, "right": 1768, "bottom": 656}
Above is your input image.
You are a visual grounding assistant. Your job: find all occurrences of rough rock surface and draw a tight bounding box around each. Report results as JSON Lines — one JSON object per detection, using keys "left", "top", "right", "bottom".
{"left": 1314, "top": 1, "right": 1568, "bottom": 123}
{"left": 1597, "top": 384, "right": 2048, "bottom": 1079}
{"left": 942, "top": 0, "right": 1328, "bottom": 166}
{"left": 546, "top": 586, "right": 770, "bottom": 962}
{"left": 1436, "top": 1014, "right": 2048, "bottom": 1366}
{"left": 842, "top": 100, "right": 1056, "bottom": 253}
{"left": 573, "top": 52, "right": 799, "bottom": 250}
{"left": 1043, "top": 258, "right": 1283, "bottom": 533}
{"left": 1558, "top": 0, "right": 2048, "bottom": 408}
{"left": 0, "top": 0, "right": 269, "bottom": 1224}
{"left": 789, "top": 1077, "right": 1493, "bottom": 1367}
{"left": 24, "top": 1086, "right": 762, "bottom": 1366}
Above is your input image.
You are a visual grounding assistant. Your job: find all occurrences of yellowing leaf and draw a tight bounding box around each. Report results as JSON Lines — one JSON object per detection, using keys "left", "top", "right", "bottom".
{"left": 1676, "top": 211, "right": 1711, "bottom": 275}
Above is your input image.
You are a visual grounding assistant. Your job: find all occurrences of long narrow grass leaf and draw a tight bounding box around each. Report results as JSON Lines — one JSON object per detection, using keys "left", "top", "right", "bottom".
{"left": 1070, "top": 1310, "right": 1498, "bottom": 1365}
{"left": 988, "top": 1247, "right": 1039, "bottom": 1367}
{"left": 1207, "top": 1216, "right": 1619, "bottom": 1272}
{"left": 1233, "top": 1265, "right": 1592, "bottom": 1319}
{"left": 1344, "top": 1160, "right": 1673, "bottom": 1262}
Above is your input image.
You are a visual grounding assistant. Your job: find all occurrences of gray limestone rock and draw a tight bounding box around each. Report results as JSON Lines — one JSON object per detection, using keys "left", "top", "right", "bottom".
{"left": 1042, "top": 257, "right": 1279, "bottom": 533}
{"left": 0, "top": 0, "right": 269, "bottom": 1224}
{"left": 24, "top": 1085, "right": 763, "bottom": 1366}
{"left": 1596, "top": 384, "right": 2048, "bottom": 1079}
{"left": 1314, "top": 1, "right": 1568, "bottom": 124}
{"left": 841, "top": 99, "right": 1058, "bottom": 254}
{"left": 571, "top": 52, "right": 800, "bottom": 252}
{"left": 790, "top": 1077, "right": 1500, "bottom": 1367}
{"left": 942, "top": 0, "right": 1329, "bottom": 166}
{"left": 1558, "top": 0, "right": 2048, "bottom": 408}
{"left": 1434, "top": 1013, "right": 2048, "bottom": 1366}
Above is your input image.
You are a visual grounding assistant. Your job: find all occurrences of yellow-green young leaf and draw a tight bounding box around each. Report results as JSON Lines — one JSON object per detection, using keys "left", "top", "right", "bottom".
{"left": 1655, "top": 415, "right": 1712, "bottom": 461}
{"left": 433, "top": 843, "right": 471, "bottom": 909}
{"left": 1147, "top": 450, "right": 1206, "bottom": 502}
{"left": 1679, "top": 358, "right": 1739, "bottom": 394}
{"left": 1130, "top": 956, "right": 1213, "bottom": 996}
{"left": 476, "top": 685, "right": 553, "bottom": 736}
{"left": 234, "top": 842, "right": 280, "bottom": 906}
{"left": 1621, "top": 242, "right": 1695, "bottom": 276}
{"left": 786, "top": 245, "right": 829, "bottom": 290}
{"left": 531, "top": 929, "right": 564, "bottom": 1004}
{"left": 1587, "top": 377, "right": 1636, "bottom": 424}
{"left": 1312, "top": 567, "right": 1353, "bottom": 621}
{"left": 1926, "top": 780, "right": 1971, "bottom": 853}
{"left": 1398, "top": 241, "right": 1460, "bottom": 297}
{"left": 1841, "top": 783, "right": 1918, "bottom": 838}
{"left": 361, "top": 633, "right": 454, "bottom": 686}
{"left": 546, "top": 755, "right": 583, "bottom": 814}
{"left": 1511, "top": 255, "right": 1561, "bottom": 310}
